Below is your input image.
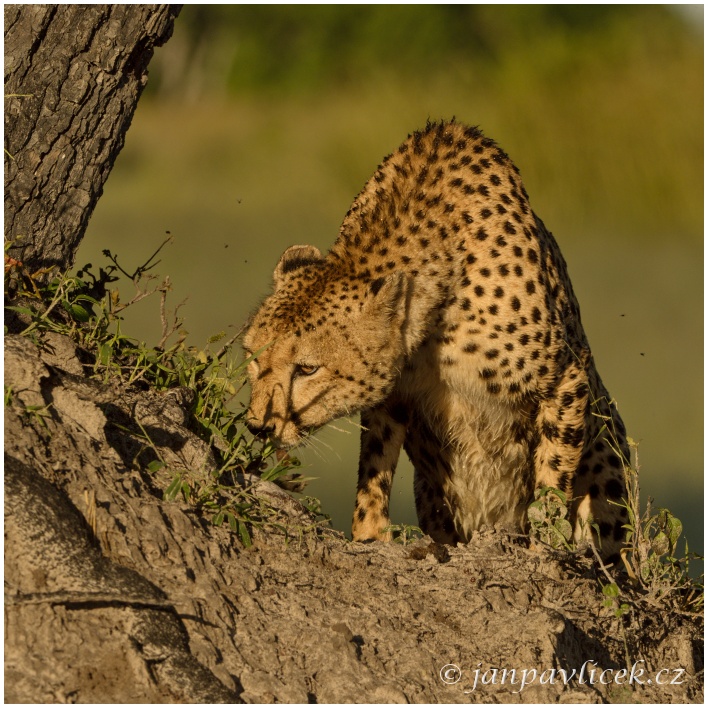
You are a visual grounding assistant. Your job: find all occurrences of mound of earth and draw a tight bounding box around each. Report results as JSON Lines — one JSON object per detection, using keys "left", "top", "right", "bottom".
{"left": 4, "top": 333, "right": 703, "bottom": 703}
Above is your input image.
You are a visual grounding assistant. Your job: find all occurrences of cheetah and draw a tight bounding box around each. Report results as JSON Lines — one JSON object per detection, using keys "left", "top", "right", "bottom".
{"left": 243, "top": 120, "right": 630, "bottom": 562}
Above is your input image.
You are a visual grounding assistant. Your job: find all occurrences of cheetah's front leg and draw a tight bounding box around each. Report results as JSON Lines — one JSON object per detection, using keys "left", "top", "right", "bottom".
{"left": 351, "top": 397, "right": 407, "bottom": 541}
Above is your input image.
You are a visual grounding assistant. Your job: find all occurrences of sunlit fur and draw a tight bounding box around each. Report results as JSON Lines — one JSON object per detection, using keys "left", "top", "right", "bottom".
{"left": 243, "top": 120, "right": 630, "bottom": 562}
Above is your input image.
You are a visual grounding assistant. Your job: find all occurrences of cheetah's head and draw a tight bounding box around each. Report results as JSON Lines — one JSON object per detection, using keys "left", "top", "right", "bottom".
{"left": 243, "top": 244, "right": 417, "bottom": 448}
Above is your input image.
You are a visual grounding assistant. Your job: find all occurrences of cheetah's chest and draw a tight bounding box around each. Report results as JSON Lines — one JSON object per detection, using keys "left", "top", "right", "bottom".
{"left": 398, "top": 337, "right": 536, "bottom": 538}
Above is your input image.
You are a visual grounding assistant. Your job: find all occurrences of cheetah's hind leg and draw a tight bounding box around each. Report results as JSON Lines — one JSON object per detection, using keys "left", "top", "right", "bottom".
{"left": 413, "top": 469, "right": 462, "bottom": 545}
{"left": 532, "top": 346, "right": 590, "bottom": 528}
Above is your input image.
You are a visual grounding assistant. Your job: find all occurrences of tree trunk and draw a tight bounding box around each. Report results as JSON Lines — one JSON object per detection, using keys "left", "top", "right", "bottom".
{"left": 4, "top": 4, "right": 181, "bottom": 273}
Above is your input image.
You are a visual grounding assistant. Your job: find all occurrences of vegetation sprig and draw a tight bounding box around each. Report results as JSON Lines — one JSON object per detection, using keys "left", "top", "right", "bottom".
{"left": 4, "top": 241, "right": 330, "bottom": 546}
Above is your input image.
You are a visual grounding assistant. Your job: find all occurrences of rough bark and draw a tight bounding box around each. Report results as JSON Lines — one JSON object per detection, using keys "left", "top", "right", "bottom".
{"left": 4, "top": 4, "right": 181, "bottom": 273}
{"left": 4, "top": 332, "right": 703, "bottom": 703}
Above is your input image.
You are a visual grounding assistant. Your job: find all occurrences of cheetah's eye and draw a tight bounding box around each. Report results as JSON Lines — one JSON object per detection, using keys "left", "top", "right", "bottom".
{"left": 295, "top": 363, "right": 320, "bottom": 377}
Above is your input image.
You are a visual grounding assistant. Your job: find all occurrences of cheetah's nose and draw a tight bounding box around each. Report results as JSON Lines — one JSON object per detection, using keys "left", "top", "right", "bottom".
{"left": 246, "top": 419, "right": 275, "bottom": 438}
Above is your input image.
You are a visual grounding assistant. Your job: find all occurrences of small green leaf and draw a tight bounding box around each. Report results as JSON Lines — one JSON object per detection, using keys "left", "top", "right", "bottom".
{"left": 554, "top": 518, "right": 573, "bottom": 541}
{"left": 64, "top": 301, "right": 91, "bottom": 322}
{"left": 665, "top": 513, "right": 683, "bottom": 548}
{"left": 651, "top": 531, "right": 670, "bottom": 557}
{"left": 615, "top": 603, "right": 631, "bottom": 618}
{"left": 226, "top": 512, "right": 238, "bottom": 531}
{"left": 74, "top": 293, "right": 100, "bottom": 306}
{"left": 237, "top": 520, "right": 252, "bottom": 547}
{"left": 602, "top": 582, "right": 620, "bottom": 598}
{"left": 164, "top": 474, "right": 183, "bottom": 501}
{"left": 4, "top": 305, "right": 36, "bottom": 316}
{"left": 98, "top": 342, "right": 113, "bottom": 365}
{"left": 536, "top": 486, "right": 567, "bottom": 504}
{"left": 148, "top": 460, "right": 165, "bottom": 473}
{"left": 261, "top": 462, "right": 297, "bottom": 482}
{"left": 527, "top": 502, "right": 545, "bottom": 524}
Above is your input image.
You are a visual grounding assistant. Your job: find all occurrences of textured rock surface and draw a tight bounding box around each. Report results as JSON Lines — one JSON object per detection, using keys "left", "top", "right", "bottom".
{"left": 4, "top": 333, "right": 703, "bottom": 703}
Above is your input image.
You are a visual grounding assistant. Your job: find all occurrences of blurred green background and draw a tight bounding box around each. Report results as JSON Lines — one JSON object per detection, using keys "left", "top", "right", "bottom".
{"left": 77, "top": 5, "right": 703, "bottom": 555}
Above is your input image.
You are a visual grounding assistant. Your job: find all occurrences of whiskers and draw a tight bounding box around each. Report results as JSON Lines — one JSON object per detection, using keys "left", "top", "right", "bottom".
{"left": 326, "top": 415, "right": 366, "bottom": 436}
{"left": 295, "top": 415, "right": 363, "bottom": 465}
{"left": 295, "top": 429, "right": 332, "bottom": 463}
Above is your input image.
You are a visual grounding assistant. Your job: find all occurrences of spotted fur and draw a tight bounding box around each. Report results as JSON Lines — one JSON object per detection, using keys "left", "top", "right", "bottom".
{"left": 243, "top": 120, "right": 629, "bottom": 561}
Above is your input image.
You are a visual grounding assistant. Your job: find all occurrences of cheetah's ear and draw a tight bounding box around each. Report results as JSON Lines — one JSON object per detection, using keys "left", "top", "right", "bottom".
{"left": 273, "top": 245, "right": 324, "bottom": 289}
{"left": 362, "top": 272, "right": 407, "bottom": 322}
